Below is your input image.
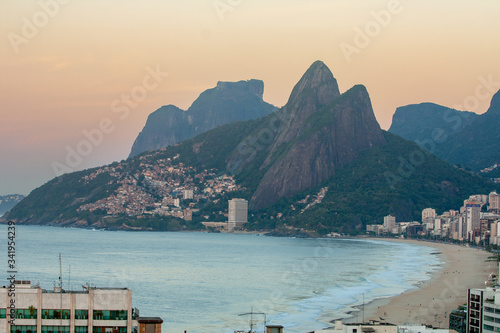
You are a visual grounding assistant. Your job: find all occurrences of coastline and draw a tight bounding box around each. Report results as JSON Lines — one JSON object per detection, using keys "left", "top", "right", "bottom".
{"left": 340, "top": 238, "right": 497, "bottom": 327}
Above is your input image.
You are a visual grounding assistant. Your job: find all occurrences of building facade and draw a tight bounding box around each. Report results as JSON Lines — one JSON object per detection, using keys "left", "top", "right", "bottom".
{"left": 383, "top": 215, "right": 396, "bottom": 233}
{"left": 466, "top": 287, "right": 500, "bottom": 333}
{"left": 465, "top": 202, "right": 481, "bottom": 241}
{"left": 0, "top": 281, "right": 138, "bottom": 333}
{"left": 228, "top": 199, "right": 248, "bottom": 231}
{"left": 490, "top": 192, "right": 500, "bottom": 213}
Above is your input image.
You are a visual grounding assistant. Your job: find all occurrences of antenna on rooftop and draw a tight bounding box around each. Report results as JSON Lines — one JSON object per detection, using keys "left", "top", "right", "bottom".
{"left": 362, "top": 293, "right": 365, "bottom": 323}
{"left": 59, "top": 254, "right": 63, "bottom": 289}
{"left": 238, "top": 307, "right": 266, "bottom": 333}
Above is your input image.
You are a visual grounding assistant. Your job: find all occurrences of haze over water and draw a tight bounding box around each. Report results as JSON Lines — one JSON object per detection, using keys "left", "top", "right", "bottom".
{"left": 2, "top": 226, "right": 440, "bottom": 332}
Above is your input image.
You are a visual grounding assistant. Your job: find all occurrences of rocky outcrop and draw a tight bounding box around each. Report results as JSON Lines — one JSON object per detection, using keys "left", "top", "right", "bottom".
{"left": 434, "top": 89, "right": 500, "bottom": 170}
{"left": 129, "top": 79, "right": 276, "bottom": 157}
{"left": 389, "top": 103, "right": 478, "bottom": 143}
{"left": 389, "top": 90, "right": 500, "bottom": 170}
{"left": 250, "top": 62, "right": 385, "bottom": 210}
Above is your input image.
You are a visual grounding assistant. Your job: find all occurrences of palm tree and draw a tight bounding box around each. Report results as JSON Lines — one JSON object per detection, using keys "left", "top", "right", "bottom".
{"left": 28, "top": 305, "right": 36, "bottom": 319}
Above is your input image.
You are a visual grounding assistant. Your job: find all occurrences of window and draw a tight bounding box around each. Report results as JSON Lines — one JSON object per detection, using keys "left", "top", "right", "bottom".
{"left": 1, "top": 309, "right": 6, "bottom": 319}
{"left": 11, "top": 326, "right": 37, "bottom": 333}
{"left": 93, "top": 310, "right": 127, "bottom": 320}
{"left": 15, "top": 309, "right": 37, "bottom": 319}
{"left": 41, "top": 327, "right": 70, "bottom": 333}
{"left": 485, "top": 315, "right": 495, "bottom": 322}
{"left": 93, "top": 327, "right": 126, "bottom": 333}
{"left": 41, "top": 310, "right": 70, "bottom": 320}
{"left": 75, "top": 310, "right": 88, "bottom": 320}
{"left": 75, "top": 327, "right": 88, "bottom": 333}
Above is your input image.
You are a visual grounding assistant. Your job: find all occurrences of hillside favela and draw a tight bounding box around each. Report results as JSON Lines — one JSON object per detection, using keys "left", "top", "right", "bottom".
{"left": 2, "top": 2, "right": 500, "bottom": 333}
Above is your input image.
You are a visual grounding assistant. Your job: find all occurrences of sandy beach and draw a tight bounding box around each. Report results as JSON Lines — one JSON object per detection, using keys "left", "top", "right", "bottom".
{"left": 344, "top": 238, "right": 497, "bottom": 328}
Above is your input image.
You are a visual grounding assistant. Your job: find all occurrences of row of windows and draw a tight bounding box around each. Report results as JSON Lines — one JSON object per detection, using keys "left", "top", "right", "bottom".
{"left": 93, "top": 311, "right": 127, "bottom": 321}
{"left": 41, "top": 326, "right": 70, "bottom": 333}
{"left": 93, "top": 327, "right": 126, "bottom": 333}
{"left": 485, "top": 315, "right": 500, "bottom": 324}
{"left": 10, "top": 327, "right": 117, "bottom": 333}
{"left": 42, "top": 310, "right": 71, "bottom": 320}
{"left": 484, "top": 324, "right": 500, "bottom": 332}
{"left": 10, "top": 326, "right": 36, "bottom": 333}
{"left": 485, "top": 307, "right": 500, "bottom": 314}
{"left": 0, "top": 310, "right": 126, "bottom": 321}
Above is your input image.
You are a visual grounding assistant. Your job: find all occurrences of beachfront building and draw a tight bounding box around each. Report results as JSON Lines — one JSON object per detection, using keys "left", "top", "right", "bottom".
{"left": 314, "top": 321, "right": 397, "bottom": 333}
{"left": 422, "top": 208, "right": 437, "bottom": 225}
{"left": 0, "top": 280, "right": 139, "bottom": 333}
{"left": 314, "top": 322, "right": 451, "bottom": 333}
{"left": 490, "top": 192, "right": 500, "bottom": 213}
{"left": 384, "top": 215, "right": 397, "bottom": 233}
{"left": 449, "top": 306, "right": 466, "bottom": 333}
{"left": 465, "top": 202, "right": 481, "bottom": 242}
{"left": 228, "top": 198, "right": 248, "bottom": 231}
{"left": 466, "top": 287, "right": 500, "bottom": 333}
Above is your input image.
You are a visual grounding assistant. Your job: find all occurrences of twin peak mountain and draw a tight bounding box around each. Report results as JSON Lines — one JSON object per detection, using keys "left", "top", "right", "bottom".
{"left": 132, "top": 61, "right": 386, "bottom": 210}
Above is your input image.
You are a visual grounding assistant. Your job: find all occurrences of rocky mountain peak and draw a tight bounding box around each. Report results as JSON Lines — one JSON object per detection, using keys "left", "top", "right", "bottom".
{"left": 216, "top": 79, "right": 264, "bottom": 99}
{"left": 286, "top": 60, "right": 340, "bottom": 107}
{"left": 486, "top": 89, "right": 500, "bottom": 115}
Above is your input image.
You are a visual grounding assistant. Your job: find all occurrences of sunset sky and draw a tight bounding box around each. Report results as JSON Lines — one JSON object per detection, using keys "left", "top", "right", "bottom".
{"left": 1, "top": 0, "right": 500, "bottom": 196}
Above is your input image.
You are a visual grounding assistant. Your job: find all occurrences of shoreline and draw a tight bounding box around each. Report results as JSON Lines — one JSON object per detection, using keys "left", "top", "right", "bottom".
{"left": 335, "top": 238, "right": 497, "bottom": 328}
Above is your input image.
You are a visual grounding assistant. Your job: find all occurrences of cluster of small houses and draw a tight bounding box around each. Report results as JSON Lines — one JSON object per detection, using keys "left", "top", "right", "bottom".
{"left": 78, "top": 156, "right": 241, "bottom": 220}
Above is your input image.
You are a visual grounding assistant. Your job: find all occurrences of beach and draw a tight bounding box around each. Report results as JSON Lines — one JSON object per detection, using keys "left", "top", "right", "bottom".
{"left": 345, "top": 238, "right": 497, "bottom": 328}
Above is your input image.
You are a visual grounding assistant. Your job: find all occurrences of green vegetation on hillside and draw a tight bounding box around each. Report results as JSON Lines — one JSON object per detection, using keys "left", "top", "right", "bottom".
{"left": 255, "top": 132, "right": 499, "bottom": 234}
{"left": 7, "top": 170, "right": 118, "bottom": 223}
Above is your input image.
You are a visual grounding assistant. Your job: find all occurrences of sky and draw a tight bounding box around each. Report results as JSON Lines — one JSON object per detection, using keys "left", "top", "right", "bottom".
{"left": 1, "top": 0, "right": 500, "bottom": 196}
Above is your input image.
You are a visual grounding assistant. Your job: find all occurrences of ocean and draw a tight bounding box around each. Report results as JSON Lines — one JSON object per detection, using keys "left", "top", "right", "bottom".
{"left": 1, "top": 225, "right": 441, "bottom": 333}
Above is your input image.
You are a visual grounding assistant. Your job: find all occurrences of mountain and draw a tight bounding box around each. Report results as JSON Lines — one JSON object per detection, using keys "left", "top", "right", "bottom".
{"left": 0, "top": 194, "right": 24, "bottom": 217}
{"left": 129, "top": 79, "right": 276, "bottom": 157}
{"left": 434, "top": 90, "right": 500, "bottom": 170}
{"left": 3, "top": 62, "right": 498, "bottom": 233}
{"left": 389, "top": 91, "right": 500, "bottom": 171}
{"left": 248, "top": 61, "right": 386, "bottom": 209}
{"left": 389, "top": 103, "right": 478, "bottom": 143}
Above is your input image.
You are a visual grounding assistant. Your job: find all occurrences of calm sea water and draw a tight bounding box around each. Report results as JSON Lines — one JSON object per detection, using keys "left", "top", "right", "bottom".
{"left": 0, "top": 226, "right": 440, "bottom": 333}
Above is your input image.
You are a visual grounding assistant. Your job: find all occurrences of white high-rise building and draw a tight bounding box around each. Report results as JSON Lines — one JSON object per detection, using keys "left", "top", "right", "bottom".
{"left": 0, "top": 281, "right": 138, "bottom": 333}
{"left": 183, "top": 189, "right": 194, "bottom": 200}
{"left": 383, "top": 215, "right": 396, "bottom": 232}
{"left": 490, "top": 192, "right": 500, "bottom": 212}
{"left": 228, "top": 199, "right": 248, "bottom": 231}
{"left": 422, "top": 208, "right": 436, "bottom": 224}
{"left": 434, "top": 218, "right": 442, "bottom": 231}
{"left": 465, "top": 201, "right": 481, "bottom": 240}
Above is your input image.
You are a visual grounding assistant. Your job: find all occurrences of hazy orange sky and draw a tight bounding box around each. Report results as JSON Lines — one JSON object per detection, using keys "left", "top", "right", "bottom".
{"left": 1, "top": 0, "right": 500, "bottom": 195}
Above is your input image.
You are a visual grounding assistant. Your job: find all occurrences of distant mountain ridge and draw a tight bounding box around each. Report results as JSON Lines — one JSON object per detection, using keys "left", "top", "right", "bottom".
{"left": 389, "top": 90, "right": 500, "bottom": 170}
{"left": 0, "top": 194, "right": 24, "bottom": 217}
{"left": 389, "top": 103, "right": 478, "bottom": 143}
{"left": 129, "top": 79, "right": 276, "bottom": 157}
{"left": 4, "top": 61, "right": 498, "bottom": 233}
